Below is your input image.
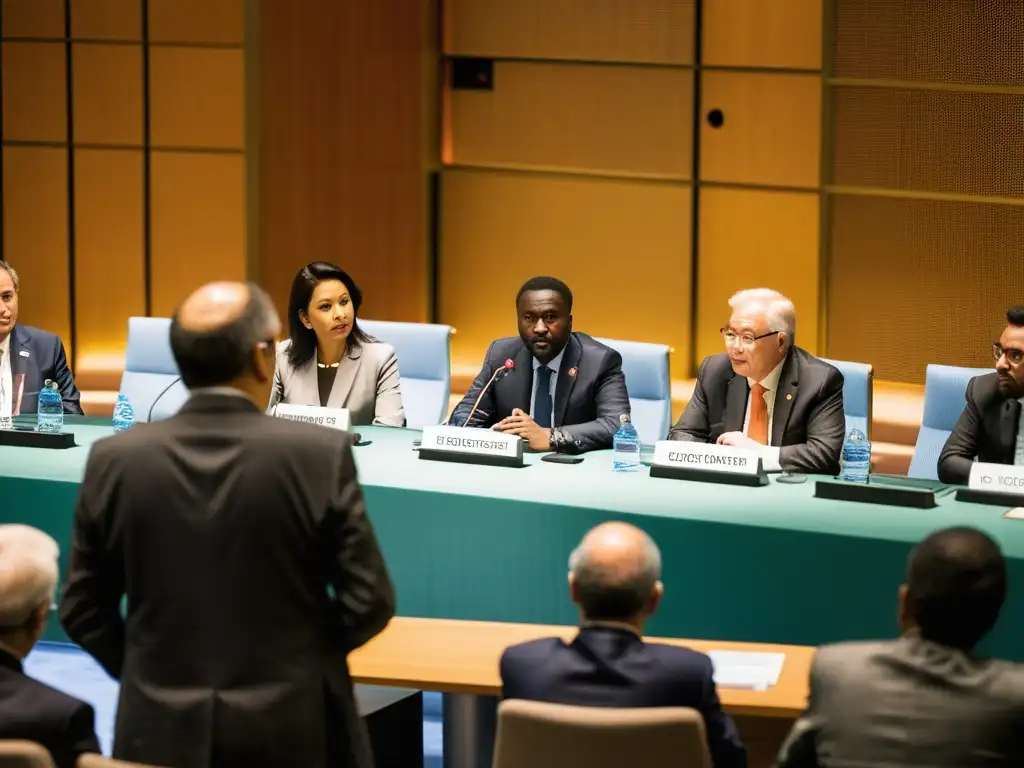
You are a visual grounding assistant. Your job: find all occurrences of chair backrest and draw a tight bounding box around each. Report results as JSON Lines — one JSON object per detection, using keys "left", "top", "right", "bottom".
{"left": 77, "top": 755, "right": 158, "bottom": 767}
{"left": 119, "top": 317, "right": 188, "bottom": 423}
{"left": 819, "top": 358, "right": 874, "bottom": 439}
{"left": 492, "top": 700, "right": 710, "bottom": 768}
{"left": 908, "top": 363, "right": 992, "bottom": 479}
{"left": 358, "top": 319, "right": 453, "bottom": 428}
{"left": 593, "top": 337, "right": 671, "bottom": 445}
{"left": 0, "top": 741, "right": 54, "bottom": 768}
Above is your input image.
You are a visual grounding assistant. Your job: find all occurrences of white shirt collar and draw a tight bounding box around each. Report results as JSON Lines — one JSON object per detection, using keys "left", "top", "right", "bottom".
{"left": 0, "top": 333, "right": 10, "bottom": 357}
{"left": 747, "top": 356, "right": 786, "bottom": 392}
{"left": 533, "top": 346, "right": 567, "bottom": 375}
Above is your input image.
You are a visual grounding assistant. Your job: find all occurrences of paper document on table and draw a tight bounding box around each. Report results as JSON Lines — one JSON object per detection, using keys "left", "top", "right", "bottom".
{"left": 709, "top": 651, "right": 785, "bottom": 691}
{"left": 1004, "top": 508, "right": 1024, "bottom": 519}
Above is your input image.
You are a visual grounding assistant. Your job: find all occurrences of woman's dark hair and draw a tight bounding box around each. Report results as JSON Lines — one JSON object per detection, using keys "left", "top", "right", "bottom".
{"left": 286, "top": 262, "right": 373, "bottom": 368}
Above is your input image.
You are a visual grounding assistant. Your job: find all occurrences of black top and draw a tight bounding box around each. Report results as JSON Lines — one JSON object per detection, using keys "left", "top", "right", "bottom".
{"left": 317, "top": 364, "right": 339, "bottom": 407}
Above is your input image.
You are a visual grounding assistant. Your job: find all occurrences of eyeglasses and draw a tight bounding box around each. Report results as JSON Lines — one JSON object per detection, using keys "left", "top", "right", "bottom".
{"left": 992, "top": 343, "right": 1024, "bottom": 365}
{"left": 721, "top": 328, "right": 780, "bottom": 349}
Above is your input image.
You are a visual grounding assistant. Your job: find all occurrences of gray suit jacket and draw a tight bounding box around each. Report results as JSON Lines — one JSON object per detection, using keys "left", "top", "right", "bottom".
{"left": 668, "top": 346, "right": 845, "bottom": 475}
{"left": 938, "top": 372, "right": 1021, "bottom": 484}
{"left": 777, "top": 635, "right": 1024, "bottom": 768}
{"left": 269, "top": 339, "right": 405, "bottom": 427}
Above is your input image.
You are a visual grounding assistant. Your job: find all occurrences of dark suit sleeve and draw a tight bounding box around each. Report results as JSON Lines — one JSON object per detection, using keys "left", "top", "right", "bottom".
{"left": 59, "top": 447, "right": 127, "bottom": 680}
{"left": 697, "top": 657, "right": 748, "bottom": 768}
{"left": 449, "top": 342, "right": 498, "bottom": 427}
{"left": 65, "top": 702, "right": 102, "bottom": 760}
{"left": 778, "top": 367, "right": 845, "bottom": 475}
{"left": 557, "top": 348, "right": 629, "bottom": 453}
{"left": 668, "top": 358, "right": 712, "bottom": 442}
{"left": 498, "top": 648, "right": 518, "bottom": 700}
{"left": 938, "top": 378, "right": 981, "bottom": 484}
{"left": 50, "top": 336, "right": 83, "bottom": 415}
{"left": 323, "top": 437, "right": 396, "bottom": 653}
{"left": 776, "top": 652, "right": 824, "bottom": 768}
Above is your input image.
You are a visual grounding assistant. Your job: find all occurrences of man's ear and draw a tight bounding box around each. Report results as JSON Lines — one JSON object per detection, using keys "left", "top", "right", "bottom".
{"left": 27, "top": 601, "right": 49, "bottom": 635}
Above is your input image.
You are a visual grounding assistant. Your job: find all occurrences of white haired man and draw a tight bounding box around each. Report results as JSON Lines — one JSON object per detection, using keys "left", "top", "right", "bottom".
{"left": 668, "top": 288, "right": 845, "bottom": 475}
{"left": 0, "top": 525, "right": 100, "bottom": 767}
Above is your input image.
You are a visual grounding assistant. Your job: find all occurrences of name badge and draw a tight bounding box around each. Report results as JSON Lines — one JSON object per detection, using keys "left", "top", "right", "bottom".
{"left": 652, "top": 441, "right": 762, "bottom": 475}
{"left": 272, "top": 403, "right": 351, "bottom": 431}
{"left": 0, "top": 416, "right": 12, "bottom": 431}
{"left": 969, "top": 462, "right": 1024, "bottom": 496}
{"left": 421, "top": 425, "right": 523, "bottom": 460}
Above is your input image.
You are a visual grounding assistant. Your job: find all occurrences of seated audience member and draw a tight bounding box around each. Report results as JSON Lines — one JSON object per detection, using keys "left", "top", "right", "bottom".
{"left": 0, "top": 261, "right": 82, "bottom": 417}
{"left": 777, "top": 526, "right": 1024, "bottom": 768}
{"left": 0, "top": 525, "right": 100, "bottom": 767}
{"left": 668, "top": 288, "right": 844, "bottom": 475}
{"left": 938, "top": 306, "right": 1024, "bottom": 484}
{"left": 269, "top": 261, "right": 405, "bottom": 426}
{"left": 500, "top": 522, "right": 747, "bottom": 768}
{"left": 448, "top": 276, "right": 629, "bottom": 453}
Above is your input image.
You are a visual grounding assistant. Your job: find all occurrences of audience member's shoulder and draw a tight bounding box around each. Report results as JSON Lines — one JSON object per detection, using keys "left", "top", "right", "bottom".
{"left": 810, "top": 639, "right": 894, "bottom": 676}
{"left": 502, "top": 637, "right": 565, "bottom": 665}
{"left": 641, "top": 641, "right": 715, "bottom": 676}
{"left": 10, "top": 671, "right": 93, "bottom": 720}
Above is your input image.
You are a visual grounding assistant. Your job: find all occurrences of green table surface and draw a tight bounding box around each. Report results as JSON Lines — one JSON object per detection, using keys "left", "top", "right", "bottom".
{"left": 3, "top": 418, "right": 1023, "bottom": 659}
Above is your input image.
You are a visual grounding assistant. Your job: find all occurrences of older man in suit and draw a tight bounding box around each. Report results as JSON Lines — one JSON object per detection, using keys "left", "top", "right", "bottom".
{"left": 777, "top": 526, "right": 1024, "bottom": 767}
{"left": 60, "top": 281, "right": 395, "bottom": 768}
{"left": 449, "top": 276, "right": 630, "bottom": 453}
{"left": 939, "top": 306, "right": 1024, "bottom": 484}
{"left": 501, "top": 522, "right": 747, "bottom": 768}
{"left": 0, "top": 525, "right": 100, "bottom": 768}
{"left": 0, "top": 261, "right": 82, "bottom": 417}
{"left": 668, "top": 288, "right": 844, "bottom": 474}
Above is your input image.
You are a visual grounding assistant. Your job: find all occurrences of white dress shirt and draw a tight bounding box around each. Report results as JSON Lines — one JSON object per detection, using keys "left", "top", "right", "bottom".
{"left": 742, "top": 358, "right": 786, "bottom": 472}
{"left": 529, "top": 347, "right": 566, "bottom": 425}
{"left": 1015, "top": 397, "right": 1024, "bottom": 466}
{"left": 0, "top": 334, "right": 11, "bottom": 419}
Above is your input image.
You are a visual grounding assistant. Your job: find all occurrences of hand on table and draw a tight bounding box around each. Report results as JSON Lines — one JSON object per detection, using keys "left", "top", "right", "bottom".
{"left": 494, "top": 408, "right": 552, "bottom": 451}
{"left": 716, "top": 432, "right": 763, "bottom": 451}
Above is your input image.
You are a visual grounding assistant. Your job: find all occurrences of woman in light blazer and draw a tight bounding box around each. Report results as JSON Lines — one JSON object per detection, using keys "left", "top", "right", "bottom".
{"left": 269, "top": 261, "right": 405, "bottom": 426}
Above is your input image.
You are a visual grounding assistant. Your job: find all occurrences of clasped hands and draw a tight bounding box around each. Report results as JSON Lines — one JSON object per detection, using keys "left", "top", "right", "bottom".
{"left": 493, "top": 408, "right": 551, "bottom": 451}
{"left": 716, "top": 431, "right": 763, "bottom": 451}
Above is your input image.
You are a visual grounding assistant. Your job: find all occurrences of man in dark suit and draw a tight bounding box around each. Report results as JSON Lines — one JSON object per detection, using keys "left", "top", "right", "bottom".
{"left": 668, "top": 288, "right": 844, "bottom": 474}
{"left": 0, "top": 524, "right": 100, "bottom": 768}
{"left": 501, "top": 522, "right": 747, "bottom": 768}
{"left": 449, "top": 276, "right": 630, "bottom": 453}
{"left": 60, "top": 281, "right": 396, "bottom": 768}
{"left": 938, "top": 306, "right": 1024, "bottom": 484}
{"left": 777, "top": 527, "right": 1024, "bottom": 767}
{"left": 0, "top": 261, "right": 82, "bottom": 417}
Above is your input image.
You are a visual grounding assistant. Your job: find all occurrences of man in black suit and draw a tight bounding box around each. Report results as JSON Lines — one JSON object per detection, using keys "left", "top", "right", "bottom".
{"left": 669, "top": 288, "right": 845, "bottom": 475}
{"left": 0, "top": 261, "right": 82, "bottom": 417}
{"left": 501, "top": 522, "right": 747, "bottom": 768}
{"left": 0, "top": 524, "right": 100, "bottom": 768}
{"left": 939, "top": 307, "right": 1024, "bottom": 484}
{"left": 449, "top": 276, "right": 630, "bottom": 453}
{"left": 60, "top": 281, "right": 396, "bottom": 768}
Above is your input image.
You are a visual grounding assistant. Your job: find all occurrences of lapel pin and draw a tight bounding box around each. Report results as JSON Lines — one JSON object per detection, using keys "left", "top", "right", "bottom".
{"left": 785, "top": 393, "right": 792, "bottom": 400}
{"left": 568, "top": 367, "right": 577, "bottom": 377}
{"left": 18, "top": 350, "right": 30, "bottom": 357}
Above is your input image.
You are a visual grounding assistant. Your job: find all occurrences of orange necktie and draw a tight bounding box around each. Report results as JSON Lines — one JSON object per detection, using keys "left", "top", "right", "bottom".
{"left": 748, "top": 382, "right": 769, "bottom": 445}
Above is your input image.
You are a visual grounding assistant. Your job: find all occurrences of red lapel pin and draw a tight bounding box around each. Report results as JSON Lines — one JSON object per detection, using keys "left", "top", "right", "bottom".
{"left": 568, "top": 367, "right": 578, "bottom": 377}
{"left": 785, "top": 393, "right": 792, "bottom": 400}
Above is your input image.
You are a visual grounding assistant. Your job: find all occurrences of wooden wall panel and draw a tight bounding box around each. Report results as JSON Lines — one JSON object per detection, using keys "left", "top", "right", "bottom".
{"left": 148, "top": 0, "right": 243, "bottom": 44}
{"left": 1, "top": 42, "right": 66, "bottom": 142}
{"left": 256, "top": 0, "right": 432, "bottom": 323}
{"left": 440, "top": 169, "right": 692, "bottom": 378}
{"left": 72, "top": 43, "right": 143, "bottom": 145}
{"left": 449, "top": 62, "right": 692, "bottom": 178}
{"left": 1, "top": 147, "right": 71, "bottom": 355}
{"left": 69, "top": 0, "right": 141, "bottom": 40}
{"left": 703, "top": 0, "right": 822, "bottom": 69}
{"left": 1, "top": 0, "right": 64, "bottom": 38}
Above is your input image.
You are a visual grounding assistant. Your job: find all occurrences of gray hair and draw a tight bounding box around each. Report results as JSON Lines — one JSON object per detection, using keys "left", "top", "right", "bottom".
{"left": 0, "top": 525, "right": 58, "bottom": 629}
{"left": 729, "top": 288, "right": 796, "bottom": 345}
{"left": 0, "top": 261, "right": 19, "bottom": 292}
{"left": 568, "top": 527, "right": 662, "bottom": 622}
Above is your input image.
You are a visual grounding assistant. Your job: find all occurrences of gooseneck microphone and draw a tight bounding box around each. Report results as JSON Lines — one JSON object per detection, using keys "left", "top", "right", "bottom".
{"left": 461, "top": 359, "right": 515, "bottom": 427}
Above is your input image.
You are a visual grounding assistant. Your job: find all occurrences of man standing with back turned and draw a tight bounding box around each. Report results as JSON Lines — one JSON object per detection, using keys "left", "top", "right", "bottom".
{"left": 60, "top": 282, "right": 395, "bottom": 768}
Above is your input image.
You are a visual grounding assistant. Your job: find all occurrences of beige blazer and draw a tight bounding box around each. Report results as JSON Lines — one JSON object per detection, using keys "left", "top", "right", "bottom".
{"left": 269, "top": 338, "right": 405, "bottom": 427}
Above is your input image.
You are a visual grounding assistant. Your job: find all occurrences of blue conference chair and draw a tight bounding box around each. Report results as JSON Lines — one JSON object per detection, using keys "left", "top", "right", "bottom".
{"left": 820, "top": 358, "right": 873, "bottom": 439}
{"left": 119, "top": 317, "right": 189, "bottom": 423}
{"left": 908, "top": 363, "right": 992, "bottom": 480}
{"left": 359, "top": 319, "right": 454, "bottom": 429}
{"left": 594, "top": 337, "right": 672, "bottom": 445}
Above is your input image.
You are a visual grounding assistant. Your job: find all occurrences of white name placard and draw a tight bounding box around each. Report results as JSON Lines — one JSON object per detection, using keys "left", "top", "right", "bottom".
{"left": 0, "top": 417, "right": 12, "bottom": 431}
{"left": 969, "top": 462, "right": 1024, "bottom": 496}
{"left": 272, "top": 404, "right": 351, "bottom": 431}
{"left": 421, "top": 425, "right": 523, "bottom": 459}
{"left": 652, "top": 441, "right": 762, "bottom": 475}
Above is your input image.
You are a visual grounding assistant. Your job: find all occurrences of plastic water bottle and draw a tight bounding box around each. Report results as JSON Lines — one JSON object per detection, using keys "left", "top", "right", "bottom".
{"left": 841, "top": 428, "right": 871, "bottom": 483}
{"left": 112, "top": 393, "right": 135, "bottom": 433}
{"left": 612, "top": 414, "right": 641, "bottom": 472}
{"left": 36, "top": 380, "right": 63, "bottom": 434}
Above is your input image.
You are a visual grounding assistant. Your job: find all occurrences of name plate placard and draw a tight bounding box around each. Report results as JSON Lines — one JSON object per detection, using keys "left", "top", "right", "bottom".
{"left": 419, "top": 425, "right": 525, "bottom": 468}
{"left": 649, "top": 441, "right": 767, "bottom": 487}
{"left": 0, "top": 417, "right": 11, "bottom": 431}
{"left": 272, "top": 404, "right": 351, "bottom": 432}
{"left": 957, "top": 462, "right": 1024, "bottom": 506}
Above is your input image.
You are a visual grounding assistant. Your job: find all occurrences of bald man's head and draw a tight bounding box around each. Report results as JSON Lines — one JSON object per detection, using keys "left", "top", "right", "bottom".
{"left": 569, "top": 522, "right": 662, "bottom": 624}
{"left": 170, "top": 281, "right": 279, "bottom": 390}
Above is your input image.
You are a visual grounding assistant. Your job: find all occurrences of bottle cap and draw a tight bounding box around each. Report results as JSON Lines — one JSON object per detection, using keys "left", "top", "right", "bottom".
{"left": 619, "top": 414, "right": 631, "bottom": 424}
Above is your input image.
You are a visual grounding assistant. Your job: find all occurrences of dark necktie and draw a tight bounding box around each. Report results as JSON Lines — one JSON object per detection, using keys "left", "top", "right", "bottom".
{"left": 534, "top": 365, "right": 553, "bottom": 428}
